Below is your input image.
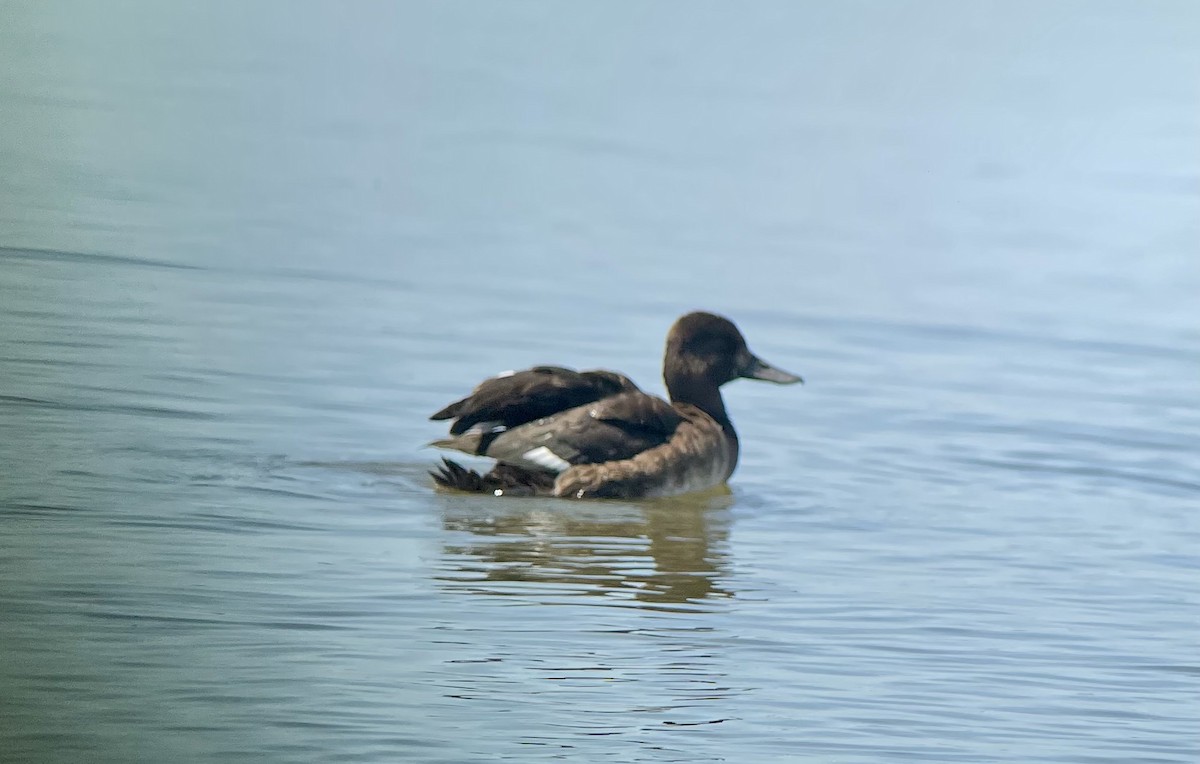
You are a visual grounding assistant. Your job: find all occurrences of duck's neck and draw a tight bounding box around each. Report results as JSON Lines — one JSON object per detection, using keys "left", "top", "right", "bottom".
{"left": 666, "top": 374, "right": 734, "bottom": 434}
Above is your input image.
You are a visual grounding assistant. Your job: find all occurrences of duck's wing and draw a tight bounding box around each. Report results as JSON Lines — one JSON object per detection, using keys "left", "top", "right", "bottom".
{"left": 430, "top": 365, "right": 637, "bottom": 435}
{"left": 432, "top": 391, "right": 683, "bottom": 472}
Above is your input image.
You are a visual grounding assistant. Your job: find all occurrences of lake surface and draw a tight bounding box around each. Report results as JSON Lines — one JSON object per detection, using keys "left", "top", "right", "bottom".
{"left": 2, "top": 2, "right": 1198, "bottom": 762}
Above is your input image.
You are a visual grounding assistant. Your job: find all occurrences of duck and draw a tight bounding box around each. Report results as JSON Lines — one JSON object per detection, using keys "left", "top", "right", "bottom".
{"left": 428, "top": 311, "right": 802, "bottom": 499}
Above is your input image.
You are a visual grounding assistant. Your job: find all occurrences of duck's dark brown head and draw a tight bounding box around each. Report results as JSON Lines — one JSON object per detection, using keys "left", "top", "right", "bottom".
{"left": 663, "top": 311, "right": 802, "bottom": 422}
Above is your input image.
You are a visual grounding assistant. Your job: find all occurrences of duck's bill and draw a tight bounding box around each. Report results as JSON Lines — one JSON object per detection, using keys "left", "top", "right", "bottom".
{"left": 741, "top": 355, "right": 804, "bottom": 384}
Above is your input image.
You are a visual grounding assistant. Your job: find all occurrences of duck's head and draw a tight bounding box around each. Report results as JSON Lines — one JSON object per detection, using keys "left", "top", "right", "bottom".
{"left": 664, "top": 312, "right": 803, "bottom": 394}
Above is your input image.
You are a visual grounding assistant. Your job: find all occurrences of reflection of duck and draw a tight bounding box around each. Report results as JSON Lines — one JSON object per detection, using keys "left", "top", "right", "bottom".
{"left": 430, "top": 312, "right": 802, "bottom": 499}
{"left": 437, "top": 490, "right": 734, "bottom": 609}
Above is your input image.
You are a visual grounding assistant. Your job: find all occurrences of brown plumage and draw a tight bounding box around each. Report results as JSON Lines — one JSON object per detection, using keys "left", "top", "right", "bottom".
{"left": 430, "top": 366, "right": 637, "bottom": 436}
{"left": 428, "top": 311, "right": 802, "bottom": 499}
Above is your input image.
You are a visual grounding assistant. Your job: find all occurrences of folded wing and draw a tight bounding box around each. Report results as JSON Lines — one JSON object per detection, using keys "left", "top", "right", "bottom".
{"left": 430, "top": 365, "right": 637, "bottom": 435}
{"left": 432, "top": 390, "right": 683, "bottom": 474}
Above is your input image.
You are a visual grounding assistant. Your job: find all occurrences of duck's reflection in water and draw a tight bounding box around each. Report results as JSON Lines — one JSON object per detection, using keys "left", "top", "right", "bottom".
{"left": 436, "top": 488, "right": 734, "bottom": 611}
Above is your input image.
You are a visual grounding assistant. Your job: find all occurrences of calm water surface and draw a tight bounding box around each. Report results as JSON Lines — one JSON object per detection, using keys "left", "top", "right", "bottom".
{"left": 2, "top": 2, "right": 1198, "bottom": 762}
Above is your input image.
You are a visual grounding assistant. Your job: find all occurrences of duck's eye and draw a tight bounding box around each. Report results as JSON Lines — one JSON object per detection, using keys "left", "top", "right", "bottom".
{"left": 690, "top": 334, "right": 735, "bottom": 356}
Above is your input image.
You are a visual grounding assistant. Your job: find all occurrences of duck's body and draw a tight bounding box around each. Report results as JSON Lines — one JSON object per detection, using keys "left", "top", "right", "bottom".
{"left": 429, "top": 312, "right": 802, "bottom": 500}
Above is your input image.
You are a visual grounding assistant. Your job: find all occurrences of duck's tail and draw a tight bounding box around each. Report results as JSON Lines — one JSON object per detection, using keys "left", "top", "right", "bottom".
{"left": 429, "top": 458, "right": 555, "bottom": 497}
{"left": 428, "top": 430, "right": 501, "bottom": 456}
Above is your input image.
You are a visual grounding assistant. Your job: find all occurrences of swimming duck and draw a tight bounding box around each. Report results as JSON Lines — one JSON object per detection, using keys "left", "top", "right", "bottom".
{"left": 429, "top": 311, "right": 802, "bottom": 499}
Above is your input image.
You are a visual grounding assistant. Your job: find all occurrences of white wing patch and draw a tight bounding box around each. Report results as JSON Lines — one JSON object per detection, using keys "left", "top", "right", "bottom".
{"left": 522, "top": 446, "right": 571, "bottom": 472}
{"left": 495, "top": 369, "right": 516, "bottom": 378}
{"left": 461, "top": 420, "right": 507, "bottom": 435}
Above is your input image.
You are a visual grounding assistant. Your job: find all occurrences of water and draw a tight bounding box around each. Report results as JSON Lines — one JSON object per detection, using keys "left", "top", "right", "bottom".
{"left": 2, "top": 2, "right": 1198, "bottom": 762}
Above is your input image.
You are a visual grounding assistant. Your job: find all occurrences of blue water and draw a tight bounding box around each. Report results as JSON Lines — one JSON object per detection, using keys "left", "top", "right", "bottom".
{"left": 2, "top": 2, "right": 1198, "bottom": 762}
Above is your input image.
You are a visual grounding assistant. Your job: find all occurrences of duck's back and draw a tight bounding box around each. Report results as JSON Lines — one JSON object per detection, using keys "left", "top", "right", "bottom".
{"left": 432, "top": 389, "right": 683, "bottom": 470}
{"left": 430, "top": 366, "right": 636, "bottom": 435}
